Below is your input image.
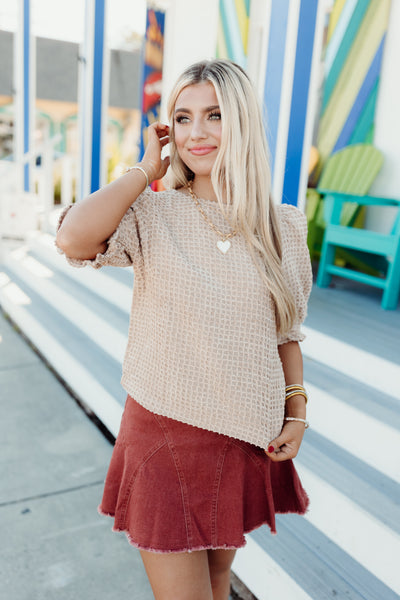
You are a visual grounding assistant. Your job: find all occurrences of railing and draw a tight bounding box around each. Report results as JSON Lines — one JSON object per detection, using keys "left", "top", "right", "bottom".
{"left": 0, "top": 136, "right": 75, "bottom": 241}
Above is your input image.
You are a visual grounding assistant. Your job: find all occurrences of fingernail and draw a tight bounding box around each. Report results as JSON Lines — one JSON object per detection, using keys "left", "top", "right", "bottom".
{"left": 268, "top": 445, "right": 274, "bottom": 453}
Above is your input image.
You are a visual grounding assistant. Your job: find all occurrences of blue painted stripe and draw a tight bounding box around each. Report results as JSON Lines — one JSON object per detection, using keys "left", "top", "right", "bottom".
{"left": 251, "top": 516, "right": 400, "bottom": 600}
{"left": 282, "top": 0, "right": 318, "bottom": 206}
{"left": 322, "top": 0, "right": 371, "bottom": 112}
{"left": 262, "top": 0, "right": 290, "bottom": 177}
{"left": 333, "top": 37, "right": 384, "bottom": 152}
{"left": 349, "top": 79, "right": 379, "bottom": 144}
{"left": 90, "top": 0, "right": 105, "bottom": 193}
{"left": 23, "top": 0, "right": 30, "bottom": 192}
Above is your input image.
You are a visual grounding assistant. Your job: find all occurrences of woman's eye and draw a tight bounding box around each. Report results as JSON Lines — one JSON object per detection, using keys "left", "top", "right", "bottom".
{"left": 175, "top": 115, "right": 190, "bottom": 124}
{"left": 209, "top": 112, "right": 221, "bottom": 120}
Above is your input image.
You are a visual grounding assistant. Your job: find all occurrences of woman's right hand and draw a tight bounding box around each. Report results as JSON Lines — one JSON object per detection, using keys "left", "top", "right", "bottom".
{"left": 56, "top": 123, "right": 170, "bottom": 260}
{"left": 139, "top": 122, "right": 170, "bottom": 184}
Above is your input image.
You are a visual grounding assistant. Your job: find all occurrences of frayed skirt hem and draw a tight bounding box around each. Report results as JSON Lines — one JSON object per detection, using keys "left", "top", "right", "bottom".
{"left": 97, "top": 503, "right": 309, "bottom": 553}
{"left": 98, "top": 505, "right": 247, "bottom": 553}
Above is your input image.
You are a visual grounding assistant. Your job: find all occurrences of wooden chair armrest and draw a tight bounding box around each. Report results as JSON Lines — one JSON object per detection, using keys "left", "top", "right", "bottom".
{"left": 317, "top": 189, "right": 400, "bottom": 207}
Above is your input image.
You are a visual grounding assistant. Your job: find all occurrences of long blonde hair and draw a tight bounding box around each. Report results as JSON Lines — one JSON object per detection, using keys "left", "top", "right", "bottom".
{"left": 166, "top": 59, "right": 296, "bottom": 335}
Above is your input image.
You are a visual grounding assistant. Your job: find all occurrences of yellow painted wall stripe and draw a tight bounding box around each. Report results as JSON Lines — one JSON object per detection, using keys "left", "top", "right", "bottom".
{"left": 327, "top": 0, "right": 347, "bottom": 43}
{"left": 234, "top": 0, "right": 250, "bottom": 51}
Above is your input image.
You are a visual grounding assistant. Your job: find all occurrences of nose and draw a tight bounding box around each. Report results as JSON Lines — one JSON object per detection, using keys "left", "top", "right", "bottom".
{"left": 190, "top": 116, "right": 207, "bottom": 140}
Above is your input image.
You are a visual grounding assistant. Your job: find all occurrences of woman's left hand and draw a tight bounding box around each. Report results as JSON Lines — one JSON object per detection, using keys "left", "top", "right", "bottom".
{"left": 265, "top": 421, "right": 306, "bottom": 462}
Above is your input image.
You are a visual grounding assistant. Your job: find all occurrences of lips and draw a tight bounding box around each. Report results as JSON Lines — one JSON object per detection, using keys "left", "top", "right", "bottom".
{"left": 189, "top": 145, "right": 217, "bottom": 156}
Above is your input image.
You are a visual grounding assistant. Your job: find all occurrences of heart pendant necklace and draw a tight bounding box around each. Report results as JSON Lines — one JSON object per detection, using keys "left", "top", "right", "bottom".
{"left": 187, "top": 182, "right": 238, "bottom": 254}
{"left": 217, "top": 240, "right": 231, "bottom": 254}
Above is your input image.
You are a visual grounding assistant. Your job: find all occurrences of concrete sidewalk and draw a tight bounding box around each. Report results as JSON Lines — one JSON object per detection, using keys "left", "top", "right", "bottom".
{"left": 0, "top": 309, "right": 154, "bottom": 600}
{"left": 0, "top": 309, "right": 251, "bottom": 600}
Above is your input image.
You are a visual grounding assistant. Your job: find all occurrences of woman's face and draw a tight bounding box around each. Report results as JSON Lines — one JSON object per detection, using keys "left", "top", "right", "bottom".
{"left": 173, "top": 82, "right": 222, "bottom": 178}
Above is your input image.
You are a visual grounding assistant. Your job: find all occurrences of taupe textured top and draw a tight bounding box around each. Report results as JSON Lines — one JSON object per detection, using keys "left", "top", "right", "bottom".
{"left": 58, "top": 187, "right": 312, "bottom": 448}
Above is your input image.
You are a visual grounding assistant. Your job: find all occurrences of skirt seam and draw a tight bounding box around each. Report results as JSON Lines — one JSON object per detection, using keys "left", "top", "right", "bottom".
{"left": 119, "top": 438, "right": 167, "bottom": 524}
{"left": 230, "top": 439, "right": 268, "bottom": 475}
{"left": 230, "top": 439, "right": 276, "bottom": 533}
{"left": 153, "top": 413, "right": 194, "bottom": 549}
{"left": 211, "top": 439, "right": 231, "bottom": 547}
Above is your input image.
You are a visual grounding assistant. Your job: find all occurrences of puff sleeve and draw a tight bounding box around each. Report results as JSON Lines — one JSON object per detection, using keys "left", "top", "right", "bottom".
{"left": 55, "top": 187, "right": 154, "bottom": 270}
{"left": 276, "top": 203, "right": 313, "bottom": 345}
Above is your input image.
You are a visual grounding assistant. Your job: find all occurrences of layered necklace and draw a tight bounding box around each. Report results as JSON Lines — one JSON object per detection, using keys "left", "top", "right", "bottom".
{"left": 186, "top": 181, "right": 238, "bottom": 254}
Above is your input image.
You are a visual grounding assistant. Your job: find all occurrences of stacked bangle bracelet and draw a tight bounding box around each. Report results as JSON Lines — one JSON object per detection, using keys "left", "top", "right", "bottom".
{"left": 284, "top": 385, "right": 309, "bottom": 428}
{"left": 126, "top": 164, "right": 150, "bottom": 187}
{"left": 285, "top": 384, "right": 308, "bottom": 404}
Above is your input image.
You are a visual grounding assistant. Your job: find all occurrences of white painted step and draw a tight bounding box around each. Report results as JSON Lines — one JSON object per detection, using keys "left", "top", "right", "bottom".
{"left": 302, "top": 325, "right": 400, "bottom": 401}
{"left": 28, "top": 232, "right": 133, "bottom": 312}
{"left": 304, "top": 381, "right": 400, "bottom": 483}
{"left": 0, "top": 280, "right": 123, "bottom": 436}
{"left": 3, "top": 246, "right": 127, "bottom": 364}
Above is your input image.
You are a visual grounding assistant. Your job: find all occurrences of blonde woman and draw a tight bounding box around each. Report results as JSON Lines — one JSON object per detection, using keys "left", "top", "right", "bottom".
{"left": 56, "top": 59, "right": 312, "bottom": 600}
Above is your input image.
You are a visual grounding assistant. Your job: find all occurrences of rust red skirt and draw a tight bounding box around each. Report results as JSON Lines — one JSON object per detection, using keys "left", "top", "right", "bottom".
{"left": 98, "top": 395, "right": 309, "bottom": 553}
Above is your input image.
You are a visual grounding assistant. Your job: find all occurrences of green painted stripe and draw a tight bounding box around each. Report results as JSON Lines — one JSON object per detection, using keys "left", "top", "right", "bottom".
{"left": 349, "top": 79, "right": 379, "bottom": 144}
{"left": 322, "top": 0, "right": 371, "bottom": 112}
{"left": 365, "top": 123, "right": 375, "bottom": 144}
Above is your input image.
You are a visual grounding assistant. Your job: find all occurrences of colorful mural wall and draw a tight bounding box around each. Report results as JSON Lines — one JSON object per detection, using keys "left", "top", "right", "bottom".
{"left": 216, "top": 0, "right": 251, "bottom": 68}
{"left": 317, "top": 0, "right": 391, "bottom": 165}
{"left": 139, "top": 7, "right": 165, "bottom": 160}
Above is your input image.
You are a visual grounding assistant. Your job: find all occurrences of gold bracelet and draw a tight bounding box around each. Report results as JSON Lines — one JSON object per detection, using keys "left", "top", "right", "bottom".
{"left": 285, "top": 384, "right": 306, "bottom": 393}
{"left": 285, "top": 384, "right": 308, "bottom": 404}
{"left": 126, "top": 164, "right": 149, "bottom": 187}
{"left": 285, "top": 390, "right": 308, "bottom": 403}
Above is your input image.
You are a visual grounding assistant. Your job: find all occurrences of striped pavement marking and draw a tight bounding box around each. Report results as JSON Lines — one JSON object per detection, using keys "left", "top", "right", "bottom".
{"left": 305, "top": 382, "right": 400, "bottom": 483}
{"left": 28, "top": 233, "right": 133, "bottom": 311}
{"left": 4, "top": 247, "right": 127, "bottom": 364}
{"left": 232, "top": 534, "right": 313, "bottom": 600}
{"left": 302, "top": 325, "right": 400, "bottom": 401}
{"left": 0, "top": 272, "right": 123, "bottom": 436}
{"left": 298, "top": 466, "right": 400, "bottom": 592}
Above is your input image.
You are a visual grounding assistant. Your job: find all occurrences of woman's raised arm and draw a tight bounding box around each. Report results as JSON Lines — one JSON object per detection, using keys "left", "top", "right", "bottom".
{"left": 56, "top": 123, "right": 170, "bottom": 260}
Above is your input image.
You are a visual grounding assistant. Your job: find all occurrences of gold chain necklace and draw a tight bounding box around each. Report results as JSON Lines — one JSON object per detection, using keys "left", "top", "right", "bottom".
{"left": 187, "top": 182, "right": 238, "bottom": 254}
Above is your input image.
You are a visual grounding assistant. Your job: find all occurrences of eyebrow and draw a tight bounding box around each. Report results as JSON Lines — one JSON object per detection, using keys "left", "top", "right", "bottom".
{"left": 174, "top": 104, "right": 220, "bottom": 114}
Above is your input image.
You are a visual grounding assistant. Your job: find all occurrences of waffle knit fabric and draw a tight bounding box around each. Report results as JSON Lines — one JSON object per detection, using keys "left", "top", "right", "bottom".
{"left": 57, "top": 187, "right": 312, "bottom": 448}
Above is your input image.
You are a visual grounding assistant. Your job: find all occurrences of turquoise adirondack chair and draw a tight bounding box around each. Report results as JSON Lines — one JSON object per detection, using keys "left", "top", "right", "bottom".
{"left": 306, "top": 144, "right": 384, "bottom": 261}
{"left": 317, "top": 192, "right": 400, "bottom": 309}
